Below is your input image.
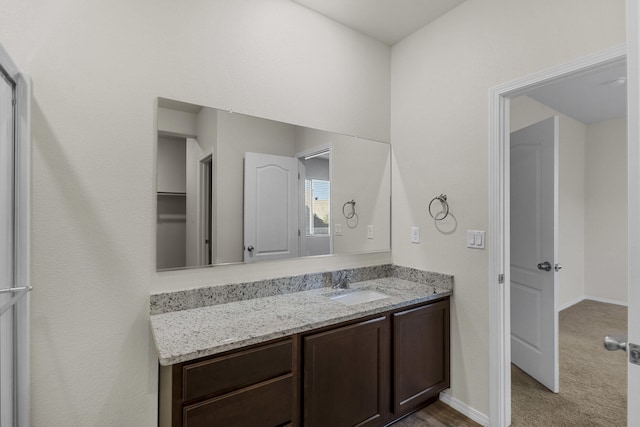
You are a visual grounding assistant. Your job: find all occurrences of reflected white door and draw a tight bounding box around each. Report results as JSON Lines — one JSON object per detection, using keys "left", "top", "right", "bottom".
{"left": 510, "top": 117, "right": 559, "bottom": 392}
{"left": 297, "top": 160, "right": 306, "bottom": 257}
{"left": 244, "top": 152, "right": 299, "bottom": 262}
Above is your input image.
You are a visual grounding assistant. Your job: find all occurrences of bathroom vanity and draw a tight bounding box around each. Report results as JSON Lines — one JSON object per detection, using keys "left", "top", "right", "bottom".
{"left": 151, "top": 268, "right": 452, "bottom": 427}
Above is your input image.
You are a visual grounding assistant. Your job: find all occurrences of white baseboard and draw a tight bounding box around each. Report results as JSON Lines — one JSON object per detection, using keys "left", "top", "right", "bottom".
{"left": 559, "top": 296, "right": 585, "bottom": 311}
{"left": 439, "top": 391, "right": 489, "bottom": 426}
{"left": 559, "top": 295, "right": 628, "bottom": 311}
{"left": 584, "top": 295, "right": 628, "bottom": 307}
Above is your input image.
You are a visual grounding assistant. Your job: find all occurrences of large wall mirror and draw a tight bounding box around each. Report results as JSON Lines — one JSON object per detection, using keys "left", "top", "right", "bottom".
{"left": 156, "top": 98, "right": 391, "bottom": 270}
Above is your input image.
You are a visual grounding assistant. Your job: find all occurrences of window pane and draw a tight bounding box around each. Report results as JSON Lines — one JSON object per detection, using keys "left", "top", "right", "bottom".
{"left": 304, "top": 179, "right": 330, "bottom": 236}
{"left": 311, "top": 180, "right": 329, "bottom": 234}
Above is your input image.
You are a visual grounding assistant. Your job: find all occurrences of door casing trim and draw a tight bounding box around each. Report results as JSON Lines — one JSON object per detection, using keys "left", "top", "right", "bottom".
{"left": 488, "top": 43, "right": 627, "bottom": 427}
{"left": 0, "top": 43, "right": 31, "bottom": 427}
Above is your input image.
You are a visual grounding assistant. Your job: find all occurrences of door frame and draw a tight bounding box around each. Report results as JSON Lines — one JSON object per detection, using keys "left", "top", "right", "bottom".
{"left": 199, "top": 152, "right": 213, "bottom": 265}
{"left": 626, "top": 2, "right": 640, "bottom": 426}
{"left": 488, "top": 43, "right": 628, "bottom": 426}
{"left": 0, "top": 44, "right": 31, "bottom": 427}
{"left": 295, "top": 144, "right": 333, "bottom": 257}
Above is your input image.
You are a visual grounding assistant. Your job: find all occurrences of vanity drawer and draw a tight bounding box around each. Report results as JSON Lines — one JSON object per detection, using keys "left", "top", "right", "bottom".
{"left": 183, "top": 375, "right": 293, "bottom": 427}
{"left": 182, "top": 339, "right": 292, "bottom": 401}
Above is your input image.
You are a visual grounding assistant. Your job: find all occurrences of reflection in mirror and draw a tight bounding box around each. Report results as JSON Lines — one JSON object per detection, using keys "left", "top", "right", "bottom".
{"left": 156, "top": 98, "right": 390, "bottom": 270}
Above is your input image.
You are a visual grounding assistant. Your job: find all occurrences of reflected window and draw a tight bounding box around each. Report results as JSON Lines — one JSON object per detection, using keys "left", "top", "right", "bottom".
{"left": 305, "top": 179, "right": 330, "bottom": 235}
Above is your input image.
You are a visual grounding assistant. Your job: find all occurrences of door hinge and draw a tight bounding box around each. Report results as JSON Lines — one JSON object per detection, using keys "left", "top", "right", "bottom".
{"left": 498, "top": 274, "right": 504, "bottom": 284}
{"left": 298, "top": 229, "right": 301, "bottom": 237}
{"left": 298, "top": 172, "right": 300, "bottom": 179}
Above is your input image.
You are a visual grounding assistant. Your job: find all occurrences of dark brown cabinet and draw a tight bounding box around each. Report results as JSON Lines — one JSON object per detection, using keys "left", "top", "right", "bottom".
{"left": 303, "top": 316, "right": 390, "bottom": 427}
{"left": 392, "top": 299, "right": 450, "bottom": 417}
{"left": 159, "top": 297, "right": 449, "bottom": 427}
{"left": 183, "top": 376, "right": 293, "bottom": 427}
{"left": 159, "top": 339, "right": 296, "bottom": 427}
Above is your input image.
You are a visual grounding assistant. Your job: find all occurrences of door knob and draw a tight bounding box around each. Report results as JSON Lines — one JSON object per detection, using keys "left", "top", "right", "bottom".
{"left": 605, "top": 337, "right": 640, "bottom": 366}
{"left": 247, "top": 245, "right": 254, "bottom": 252}
{"left": 604, "top": 335, "right": 627, "bottom": 352}
{"left": 537, "top": 261, "right": 552, "bottom": 271}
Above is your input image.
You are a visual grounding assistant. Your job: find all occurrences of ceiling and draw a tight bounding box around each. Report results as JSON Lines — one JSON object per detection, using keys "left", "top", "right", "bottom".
{"left": 525, "top": 61, "right": 627, "bottom": 124}
{"left": 292, "top": 0, "right": 466, "bottom": 45}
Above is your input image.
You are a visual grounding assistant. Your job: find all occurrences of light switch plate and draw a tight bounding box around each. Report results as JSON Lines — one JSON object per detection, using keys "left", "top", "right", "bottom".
{"left": 367, "top": 225, "right": 374, "bottom": 239}
{"left": 467, "top": 230, "right": 486, "bottom": 249}
{"left": 335, "top": 223, "right": 343, "bottom": 236}
{"left": 411, "top": 227, "right": 420, "bottom": 244}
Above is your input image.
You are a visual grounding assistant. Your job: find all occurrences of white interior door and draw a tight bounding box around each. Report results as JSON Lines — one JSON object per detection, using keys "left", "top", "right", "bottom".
{"left": 244, "top": 152, "right": 299, "bottom": 263}
{"left": 510, "top": 116, "right": 559, "bottom": 393}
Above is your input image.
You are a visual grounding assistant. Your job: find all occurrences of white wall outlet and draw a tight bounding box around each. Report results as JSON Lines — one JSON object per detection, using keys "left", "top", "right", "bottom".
{"left": 335, "top": 223, "right": 343, "bottom": 236}
{"left": 467, "top": 230, "right": 486, "bottom": 249}
{"left": 411, "top": 226, "right": 420, "bottom": 244}
{"left": 367, "top": 225, "right": 374, "bottom": 239}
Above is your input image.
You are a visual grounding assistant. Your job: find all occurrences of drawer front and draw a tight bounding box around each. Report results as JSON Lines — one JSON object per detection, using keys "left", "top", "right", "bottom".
{"left": 183, "top": 339, "right": 292, "bottom": 402}
{"left": 183, "top": 375, "right": 292, "bottom": 427}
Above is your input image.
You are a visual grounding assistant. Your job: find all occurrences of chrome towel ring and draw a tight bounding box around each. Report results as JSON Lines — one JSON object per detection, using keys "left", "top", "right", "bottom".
{"left": 343, "top": 200, "right": 356, "bottom": 219}
{"left": 428, "top": 194, "right": 449, "bottom": 220}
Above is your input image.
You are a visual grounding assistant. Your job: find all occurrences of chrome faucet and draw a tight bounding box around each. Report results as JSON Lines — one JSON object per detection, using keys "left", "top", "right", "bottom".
{"left": 332, "top": 270, "right": 351, "bottom": 289}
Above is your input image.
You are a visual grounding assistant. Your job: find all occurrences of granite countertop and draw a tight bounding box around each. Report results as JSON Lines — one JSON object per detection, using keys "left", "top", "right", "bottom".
{"left": 150, "top": 277, "right": 451, "bottom": 366}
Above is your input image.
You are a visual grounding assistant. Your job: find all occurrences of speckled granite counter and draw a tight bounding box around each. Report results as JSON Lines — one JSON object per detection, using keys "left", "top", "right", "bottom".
{"left": 151, "top": 276, "right": 452, "bottom": 366}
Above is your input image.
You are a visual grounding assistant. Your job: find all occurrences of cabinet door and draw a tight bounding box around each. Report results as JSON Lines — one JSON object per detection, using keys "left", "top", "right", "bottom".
{"left": 393, "top": 299, "right": 450, "bottom": 415}
{"left": 304, "top": 316, "right": 390, "bottom": 427}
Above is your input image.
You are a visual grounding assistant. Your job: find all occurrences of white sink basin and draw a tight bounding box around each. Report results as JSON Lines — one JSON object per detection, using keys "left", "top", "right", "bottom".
{"left": 329, "top": 289, "right": 390, "bottom": 306}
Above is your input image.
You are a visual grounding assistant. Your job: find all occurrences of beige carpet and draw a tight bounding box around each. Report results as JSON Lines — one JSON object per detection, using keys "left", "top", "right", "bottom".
{"left": 512, "top": 300, "right": 627, "bottom": 426}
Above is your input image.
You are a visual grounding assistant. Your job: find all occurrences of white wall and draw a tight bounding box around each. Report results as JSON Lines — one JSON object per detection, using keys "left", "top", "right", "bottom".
{"left": 156, "top": 135, "right": 187, "bottom": 194}
{"left": 216, "top": 110, "right": 297, "bottom": 263}
{"left": 185, "top": 138, "right": 205, "bottom": 267}
{"left": 302, "top": 157, "right": 329, "bottom": 180}
{"left": 510, "top": 96, "right": 587, "bottom": 308}
{"left": 332, "top": 136, "right": 391, "bottom": 254}
{"left": 157, "top": 107, "right": 198, "bottom": 137}
{"left": 391, "top": 0, "right": 625, "bottom": 416}
{"left": 0, "top": 0, "right": 391, "bottom": 424}
{"left": 585, "top": 118, "right": 628, "bottom": 304}
{"left": 196, "top": 107, "right": 218, "bottom": 264}
{"left": 295, "top": 127, "right": 391, "bottom": 254}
